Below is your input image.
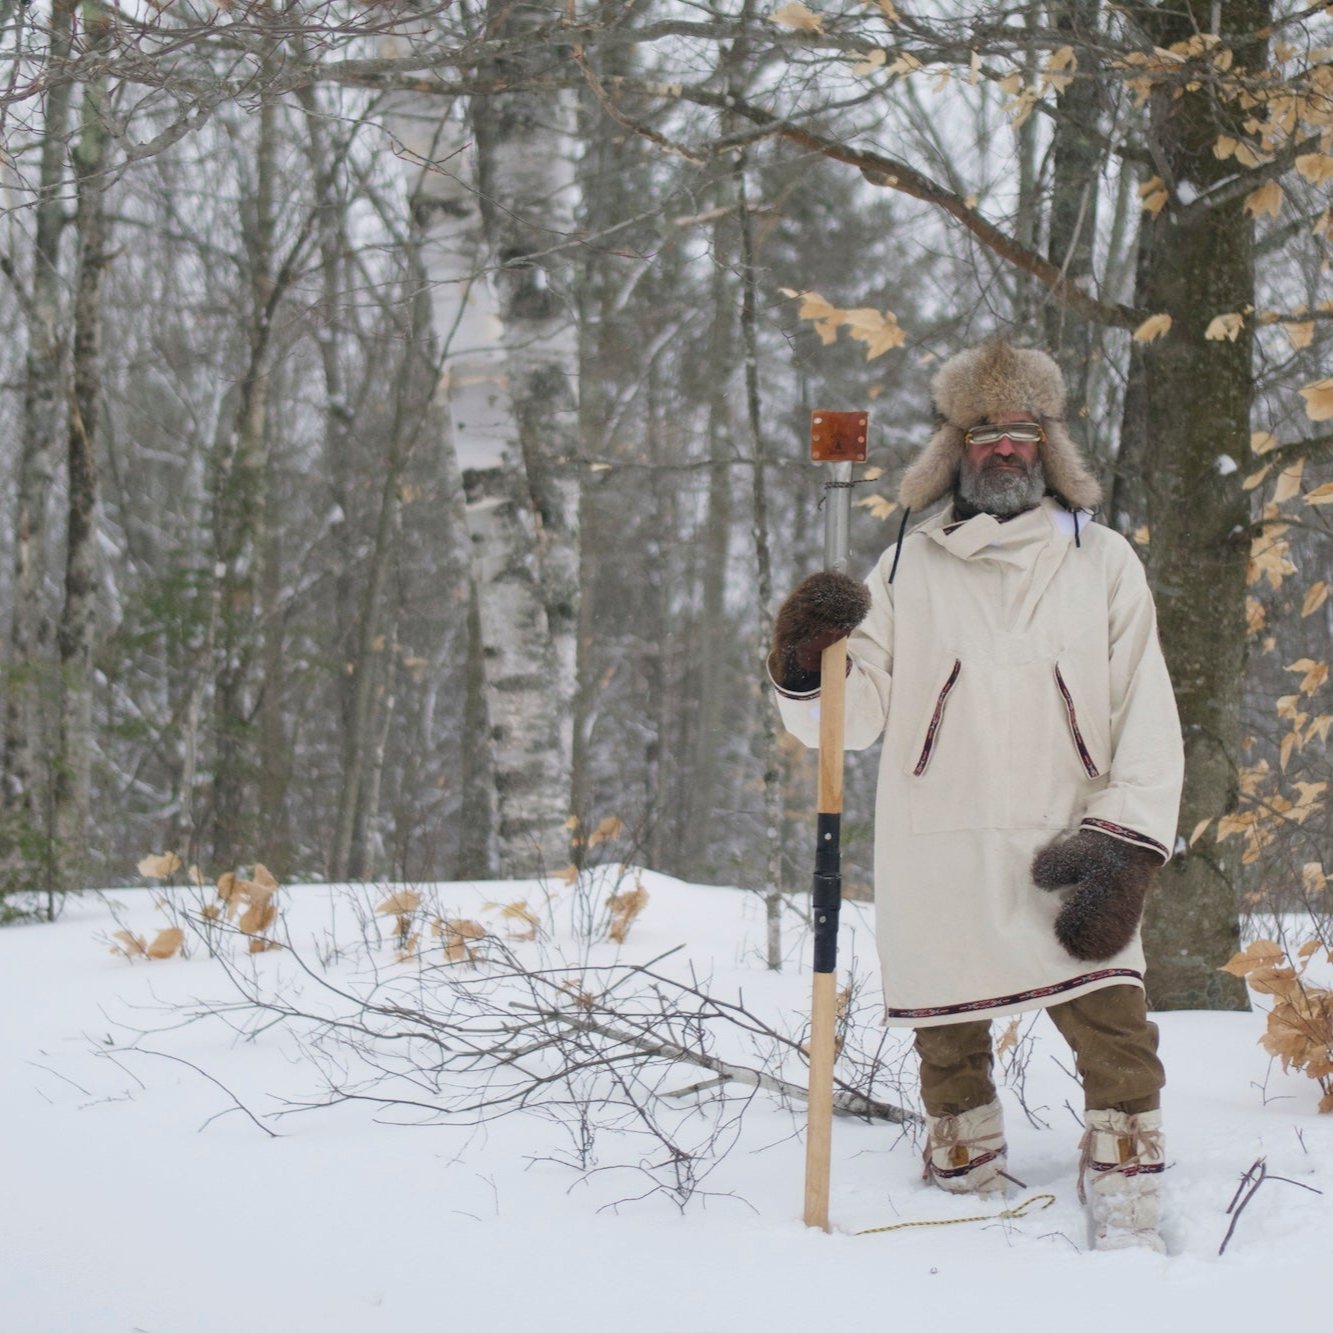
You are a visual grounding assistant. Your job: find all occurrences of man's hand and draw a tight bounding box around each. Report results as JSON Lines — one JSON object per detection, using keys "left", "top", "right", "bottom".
{"left": 1032, "top": 829, "right": 1161, "bottom": 962}
{"left": 768, "top": 571, "right": 871, "bottom": 692}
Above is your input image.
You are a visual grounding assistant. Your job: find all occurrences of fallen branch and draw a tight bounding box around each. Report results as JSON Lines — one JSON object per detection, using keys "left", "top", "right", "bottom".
{"left": 518, "top": 1003, "right": 921, "bottom": 1125}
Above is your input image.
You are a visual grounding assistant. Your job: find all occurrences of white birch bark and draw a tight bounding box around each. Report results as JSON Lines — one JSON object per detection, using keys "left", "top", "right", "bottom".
{"left": 387, "top": 92, "right": 575, "bottom": 877}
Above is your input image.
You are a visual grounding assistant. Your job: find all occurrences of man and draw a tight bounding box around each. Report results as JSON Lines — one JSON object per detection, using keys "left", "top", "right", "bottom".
{"left": 769, "top": 339, "right": 1184, "bottom": 1253}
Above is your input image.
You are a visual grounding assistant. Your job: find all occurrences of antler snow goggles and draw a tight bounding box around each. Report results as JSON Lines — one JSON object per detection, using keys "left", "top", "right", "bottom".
{"left": 963, "top": 421, "right": 1046, "bottom": 447}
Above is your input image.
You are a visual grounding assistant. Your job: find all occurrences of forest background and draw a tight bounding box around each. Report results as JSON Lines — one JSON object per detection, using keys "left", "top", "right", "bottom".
{"left": 1, "top": 0, "right": 1330, "bottom": 1012}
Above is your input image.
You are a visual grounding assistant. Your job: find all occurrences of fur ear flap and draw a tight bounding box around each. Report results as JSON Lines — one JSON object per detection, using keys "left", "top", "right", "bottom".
{"left": 898, "top": 422, "right": 964, "bottom": 510}
{"left": 1040, "top": 420, "right": 1102, "bottom": 511}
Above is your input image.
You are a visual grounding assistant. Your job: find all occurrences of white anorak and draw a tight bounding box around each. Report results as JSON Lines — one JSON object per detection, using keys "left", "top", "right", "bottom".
{"left": 775, "top": 498, "right": 1185, "bottom": 1026}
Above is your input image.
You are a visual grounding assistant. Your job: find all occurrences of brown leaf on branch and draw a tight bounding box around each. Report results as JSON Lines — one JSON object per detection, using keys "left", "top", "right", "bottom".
{"left": 137, "top": 852, "right": 182, "bottom": 879}
{"left": 1299, "top": 379, "right": 1333, "bottom": 421}
{"left": 769, "top": 2, "right": 823, "bottom": 32}
{"left": 145, "top": 928, "right": 184, "bottom": 960}
{"left": 1244, "top": 180, "right": 1283, "bottom": 218}
{"left": 111, "top": 930, "right": 147, "bottom": 958}
{"left": 1219, "top": 938, "right": 1285, "bottom": 978}
{"left": 375, "top": 889, "right": 421, "bottom": 917}
{"left": 1286, "top": 658, "right": 1329, "bottom": 695}
{"left": 609, "top": 882, "right": 649, "bottom": 944}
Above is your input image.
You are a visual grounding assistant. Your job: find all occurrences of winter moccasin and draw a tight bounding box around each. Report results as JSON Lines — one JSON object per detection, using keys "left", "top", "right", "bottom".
{"left": 922, "top": 1099, "right": 1010, "bottom": 1196}
{"left": 898, "top": 338, "right": 1103, "bottom": 513}
{"left": 1078, "top": 1108, "right": 1166, "bottom": 1253}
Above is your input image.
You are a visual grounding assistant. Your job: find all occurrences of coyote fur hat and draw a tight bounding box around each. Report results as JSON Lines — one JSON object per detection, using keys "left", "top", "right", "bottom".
{"left": 898, "top": 338, "right": 1103, "bottom": 512}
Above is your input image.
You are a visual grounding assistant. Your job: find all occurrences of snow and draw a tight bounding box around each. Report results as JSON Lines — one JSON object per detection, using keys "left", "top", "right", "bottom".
{"left": 3, "top": 870, "right": 1330, "bottom": 1333}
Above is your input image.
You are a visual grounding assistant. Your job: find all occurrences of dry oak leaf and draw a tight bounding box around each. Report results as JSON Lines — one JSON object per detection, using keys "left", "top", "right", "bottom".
{"left": 491, "top": 899, "right": 541, "bottom": 940}
{"left": 1306, "top": 714, "right": 1333, "bottom": 746}
{"left": 1251, "top": 430, "right": 1279, "bottom": 455}
{"left": 1273, "top": 459, "right": 1305, "bottom": 505}
{"left": 1219, "top": 938, "right": 1286, "bottom": 978}
{"left": 851, "top": 48, "right": 886, "bottom": 76}
{"left": 1302, "top": 581, "right": 1330, "bottom": 617}
{"left": 1298, "top": 379, "right": 1333, "bottom": 421}
{"left": 781, "top": 289, "right": 844, "bottom": 345}
{"left": 238, "top": 899, "right": 278, "bottom": 936}
{"left": 1133, "top": 313, "right": 1172, "bottom": 342}
{"left": 855, "top": 493, "right": 899, "bottom": 520}
{"left": 589, "top": 814, "right": 625, "bottom": 847}
{"left": 375, "top": 889, "right": 422, "bottom": 917}
{"left": 1248, "top": 532, "right": 1295, "bottom": 589}
{"left": 1306, "top": 482, "right": 1333, "bottom": 506}
{"left": 1286, "top": 658, "right": 1330, "bottom": 695}
{"left": 1042, "top": 44, "right": 1077, "bottom": 93}
{"left": 608, "top": 883, "right": 649, "bottom": 944}
{"left": 441, "top": 917, "right": 487, "bottom": 963}
{"left": 145, "top": 927, "right": 185, "bottom": 960}
{"left": 1285, "top": 321, "right": 1316, "bottom": 351}
{"left": 137, "top": 851, "right": 182, "bottom": 879}
{"left": 846, "top": 308, "right": 907, "bottom": 360}
{"left": 769, "top": 2, "right": 823, "bottom": 32}
{"left": 111, "top": 931, "right": 147, "bottom": 958}
{"left": 1244, "top": 180, "right": 1283, "bottom": 219}
{"left": 1295, "top": 152, "right": 1333, "bottom": 184}
{"left": 1137, "top": 177, "right": 1170, "bottom": 215}
{"left": 1205, "top": 312, "right": 1245, "bottom": 342}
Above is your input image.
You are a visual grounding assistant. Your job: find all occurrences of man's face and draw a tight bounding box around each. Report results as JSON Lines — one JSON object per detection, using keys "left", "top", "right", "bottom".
{"left": 956, "top": 411, "right": 1046, "bottom": 517}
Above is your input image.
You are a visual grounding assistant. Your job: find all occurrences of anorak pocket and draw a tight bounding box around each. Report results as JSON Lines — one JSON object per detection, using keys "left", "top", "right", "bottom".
{"left": 911, "top": 658, "right": 961, "bottom": 776}
{"left": 1053, "top": 659, "right": 1107, "bottom": 780}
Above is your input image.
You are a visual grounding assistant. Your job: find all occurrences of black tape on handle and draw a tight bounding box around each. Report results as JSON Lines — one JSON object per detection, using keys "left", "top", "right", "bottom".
{"left": 812, "top": 813, "right": 842, "bottom": 974}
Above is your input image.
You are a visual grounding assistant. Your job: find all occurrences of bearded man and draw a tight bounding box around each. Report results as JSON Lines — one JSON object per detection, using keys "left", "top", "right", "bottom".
{"left": 769, "top": 339, "right": 1184, "bottom": 1253}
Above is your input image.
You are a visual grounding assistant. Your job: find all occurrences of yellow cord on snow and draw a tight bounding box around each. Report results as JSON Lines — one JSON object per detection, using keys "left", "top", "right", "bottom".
{"left": 854, "top": 1191, "right": 1057, "bottom": 1236}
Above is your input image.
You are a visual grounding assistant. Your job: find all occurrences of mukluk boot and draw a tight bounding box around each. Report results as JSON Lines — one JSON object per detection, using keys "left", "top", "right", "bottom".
{"left": 1078, "top": 1108, "right": 1166, "bottom": 1253}
{"left": 922, "top": 1099, "right": 1009, "bottom": 1196}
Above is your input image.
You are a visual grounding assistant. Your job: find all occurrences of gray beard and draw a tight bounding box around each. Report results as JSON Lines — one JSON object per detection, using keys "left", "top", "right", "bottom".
{"left": 956, "top": 455, "right": 1046, "bottom": 517}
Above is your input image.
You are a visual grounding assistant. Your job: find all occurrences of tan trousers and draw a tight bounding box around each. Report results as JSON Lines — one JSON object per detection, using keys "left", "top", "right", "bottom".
{"left": 913, "top": 984, "right": 1163, "bottom": 1118}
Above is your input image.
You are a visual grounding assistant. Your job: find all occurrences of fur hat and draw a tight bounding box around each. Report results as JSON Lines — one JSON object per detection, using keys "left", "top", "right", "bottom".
{"left": 897, "top": 338, "right": 1103, "bottom": 512}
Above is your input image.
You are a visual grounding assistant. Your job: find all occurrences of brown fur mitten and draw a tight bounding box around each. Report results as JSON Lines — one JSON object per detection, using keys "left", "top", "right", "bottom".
{"left": 768, "top": 571, "right": 871, "bottom": 692}
{"left": 1032, "top": 829, "right": 1160, "bottom": 962}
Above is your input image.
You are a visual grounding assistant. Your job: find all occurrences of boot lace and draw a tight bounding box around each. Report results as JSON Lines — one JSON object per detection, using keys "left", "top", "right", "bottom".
{"left": 1076, "top": 1116, "right": 1164, "bottom": 1204}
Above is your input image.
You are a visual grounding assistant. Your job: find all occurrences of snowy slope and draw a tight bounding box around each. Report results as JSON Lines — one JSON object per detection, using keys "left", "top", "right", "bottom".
{"left": 2, "top": 870, "right": 1329, "bottom": 1333}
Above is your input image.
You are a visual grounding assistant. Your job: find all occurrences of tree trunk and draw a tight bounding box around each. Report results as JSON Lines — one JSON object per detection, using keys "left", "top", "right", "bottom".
{"left": 1042, "top": 0, "right": 1104, "bottom": 406}
{"left": 1128, "top": 0, "right": 1265, "bottom": 1010}
{"left": 2, "top": 0, "right": 75, "bottom": 886}
{"left": 470, "top": 0, "right": 581, "bottom": 874}
{"left": 394, "top": 83, "right": 576, "bottom": 876}
{"left": 53, "top": 1, "right": 111, "bottom": 897}
{"left": 211, "top": 96, "right": 277, "bottom": 871}
{"left": 682, "top": 202, "right": 739, "bottom": 884}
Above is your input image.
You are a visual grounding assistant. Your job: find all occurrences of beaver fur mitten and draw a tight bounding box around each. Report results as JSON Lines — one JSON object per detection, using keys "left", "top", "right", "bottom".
{"left": 1032, "top": 828, "right": 1161, "bottom": 962}
{"left": 768, "top": 571, "right": 871, "bottom": 693}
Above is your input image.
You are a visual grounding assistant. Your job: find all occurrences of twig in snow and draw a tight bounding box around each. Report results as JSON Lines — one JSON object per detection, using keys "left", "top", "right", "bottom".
{"left": 106, "top": 1047, "right": 281, "bottom": 1139}
{"left": 1219, "top": 1156, "right": 1323, "bottom": 1255}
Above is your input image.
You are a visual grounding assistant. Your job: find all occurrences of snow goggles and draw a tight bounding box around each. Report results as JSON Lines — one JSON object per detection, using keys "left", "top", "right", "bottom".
{"left": 963, "top": 421, "right": 1046, "bottom": 447}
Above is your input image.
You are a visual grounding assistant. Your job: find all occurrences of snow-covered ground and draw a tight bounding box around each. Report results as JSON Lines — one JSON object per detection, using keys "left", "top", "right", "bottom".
{"left": 3, "top": 869, "right": 1329, "bottom": 1333}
